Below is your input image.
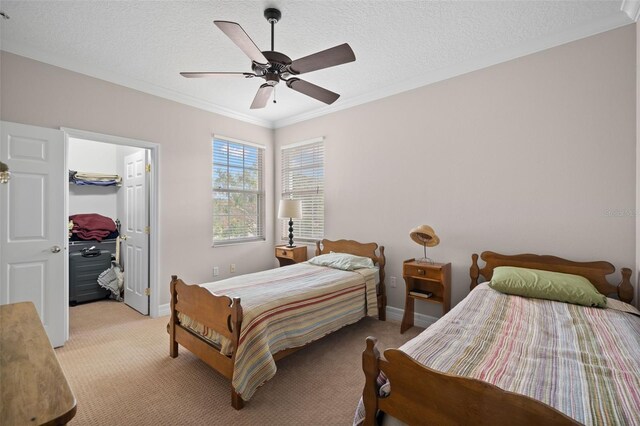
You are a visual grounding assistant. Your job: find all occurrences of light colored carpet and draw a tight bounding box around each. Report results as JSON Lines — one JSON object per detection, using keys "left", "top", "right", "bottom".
{"left": 55, "top": 300, "right": 422, "bottom": 425}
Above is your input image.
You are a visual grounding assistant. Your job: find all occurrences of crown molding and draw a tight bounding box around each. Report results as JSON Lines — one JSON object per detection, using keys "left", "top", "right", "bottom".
{"left": 0, "top": 9, "right": 634, "bottom": 131}
{"left": 274, "top": 11, "right": 634, "bottom": 129}
{"left": 0, "top": 40, "right": 273, "bottom": 129}
{"left": 622, "top": 0, "right": 640, "bottom": 21}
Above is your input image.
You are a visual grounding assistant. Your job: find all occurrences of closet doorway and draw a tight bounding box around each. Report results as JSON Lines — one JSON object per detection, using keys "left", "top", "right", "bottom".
{"left": 64, "top": 128, "right": 159, "bottom": 320}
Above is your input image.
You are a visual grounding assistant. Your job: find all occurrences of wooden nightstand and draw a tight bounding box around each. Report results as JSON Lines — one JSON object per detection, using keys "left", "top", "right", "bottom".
{"left": 401, "top": 259, "right": 451, "bottom": 333}
{"left": 275, "top": 245, "right": 307, "bottom": 267}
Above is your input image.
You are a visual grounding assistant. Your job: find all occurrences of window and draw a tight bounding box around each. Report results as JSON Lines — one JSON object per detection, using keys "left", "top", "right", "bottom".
{"left": 213, "top": 137, "right": 265, "bottom": 244}
{"left": 281, "top": 138, "right": 324, "bottom": 242}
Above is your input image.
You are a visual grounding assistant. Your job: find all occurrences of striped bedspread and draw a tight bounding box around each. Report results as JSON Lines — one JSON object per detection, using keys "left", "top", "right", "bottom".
{"left": 354, "top": 283, "right": 640, "bottom": 425}
{"left": 179, "top": 262, "right": 378, "bottom": 401}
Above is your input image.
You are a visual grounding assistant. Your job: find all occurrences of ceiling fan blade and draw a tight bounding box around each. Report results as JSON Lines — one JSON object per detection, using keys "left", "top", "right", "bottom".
{"left": 289, "top": 43, "right": 355, "bottom": 75}
{"left": 250, "top": 84, "right": 274, "bottom": 109}
{"left": 180, "top": 72, "right": 255, "bottom": 78}
{"left": 214, "top": 21, "right": 269, "bottom": 66}
{"left": 286, "top": 78, "right": 340, "bottom": 105}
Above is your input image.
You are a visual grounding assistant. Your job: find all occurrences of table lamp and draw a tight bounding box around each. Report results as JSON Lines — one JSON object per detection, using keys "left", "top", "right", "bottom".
{"left": 278, "top": 199, "right": 302, "bottom": 247}
{"left": 410, "top": 225, "right": 440, "bottom": 264}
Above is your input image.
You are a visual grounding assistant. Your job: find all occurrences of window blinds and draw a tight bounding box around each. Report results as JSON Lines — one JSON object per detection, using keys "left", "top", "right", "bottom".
{"left": 281, "top": 140, "right": 324, "bottom": 241}
{"left": 213, "top": 138, "right": 265, "bottom": 244}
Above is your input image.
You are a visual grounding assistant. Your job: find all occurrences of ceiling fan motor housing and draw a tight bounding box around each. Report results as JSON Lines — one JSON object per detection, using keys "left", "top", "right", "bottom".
{"left": 264, "top": 73, "right": 279, "bottom": 86}
{"left": 251, "top": 51, "right": 292, "bottom": 85}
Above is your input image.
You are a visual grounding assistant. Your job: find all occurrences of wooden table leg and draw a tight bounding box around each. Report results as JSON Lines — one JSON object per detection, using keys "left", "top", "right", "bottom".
{"left": 401, "top": 294, "right": 414, "bottom": 334}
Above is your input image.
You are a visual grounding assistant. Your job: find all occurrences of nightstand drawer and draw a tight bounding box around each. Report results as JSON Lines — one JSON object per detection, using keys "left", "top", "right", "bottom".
{"left": 275, "top": 245, "right": 307, "bottom": 267}
{"left": 277, "top": 248, "right": 295, "bottom": 259}
{"left": 403, "top": 263, "right": 443, "bottom": 280}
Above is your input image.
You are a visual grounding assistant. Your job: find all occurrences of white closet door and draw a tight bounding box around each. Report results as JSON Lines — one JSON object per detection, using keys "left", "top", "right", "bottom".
{"left": 0, "top": 121, "right": 67, "bottom": 347}
{"left": 122, "top": 150, "right": 149, "bottom": 315}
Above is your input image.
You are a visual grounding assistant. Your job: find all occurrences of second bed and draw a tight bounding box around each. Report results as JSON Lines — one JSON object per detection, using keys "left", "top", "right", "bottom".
{"left": 169, "top": 238, "right": 386, "bottom": 409}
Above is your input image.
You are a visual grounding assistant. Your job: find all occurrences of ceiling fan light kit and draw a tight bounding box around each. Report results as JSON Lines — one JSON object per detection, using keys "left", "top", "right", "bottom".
{"left": 181, "top": 8, "right": 356, "bottom": 109}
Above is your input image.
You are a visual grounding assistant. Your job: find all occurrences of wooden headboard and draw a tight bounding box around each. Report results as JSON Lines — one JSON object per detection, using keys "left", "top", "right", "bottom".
{"left": 315, "top": 239, "right": 385, "bottom": 270}
{"left": 470, "top": 251, "right": 634, "bottom": 304}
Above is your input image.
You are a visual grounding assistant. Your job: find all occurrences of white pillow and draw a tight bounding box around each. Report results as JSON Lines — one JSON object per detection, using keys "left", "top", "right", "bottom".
{"left": 308, "top": 252, "right": 374, "bottom": 271}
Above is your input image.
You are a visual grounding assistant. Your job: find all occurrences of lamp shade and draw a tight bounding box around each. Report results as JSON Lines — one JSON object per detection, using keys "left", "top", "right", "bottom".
{"left": 278, "top": 199, "right": 302, "bottom": 219}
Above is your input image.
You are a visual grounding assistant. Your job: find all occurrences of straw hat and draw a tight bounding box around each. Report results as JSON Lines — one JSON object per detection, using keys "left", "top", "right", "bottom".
{"left": 409, "top": 225, "right": 440, "bottom": 247}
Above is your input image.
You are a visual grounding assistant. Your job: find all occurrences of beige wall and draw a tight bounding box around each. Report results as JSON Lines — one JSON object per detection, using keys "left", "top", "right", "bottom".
{"left": 0, "top": 51, "right": 275, "bottom": 307}
{"left": 1, "top": 24, "right": 636, "bottom": 315}
{"left": 276, "top": 25, "right": 637, "bottom": 316}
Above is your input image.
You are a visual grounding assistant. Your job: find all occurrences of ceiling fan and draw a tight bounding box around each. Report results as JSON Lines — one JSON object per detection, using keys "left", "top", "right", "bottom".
{"left": 180, "top": 8, "right": 356, "bottom": 109}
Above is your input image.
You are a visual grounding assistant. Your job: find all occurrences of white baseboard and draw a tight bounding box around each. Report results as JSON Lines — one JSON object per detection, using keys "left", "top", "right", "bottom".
{"left": 157, "top": 303, "right": 170, "bottom": 317}
{"left": 385, "top": 306, "right": 438, "bottom": 329}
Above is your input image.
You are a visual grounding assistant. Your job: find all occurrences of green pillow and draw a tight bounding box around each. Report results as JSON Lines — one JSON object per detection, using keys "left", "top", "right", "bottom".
{"left": 489, "top": 266, "right": 607, "bottom": 308}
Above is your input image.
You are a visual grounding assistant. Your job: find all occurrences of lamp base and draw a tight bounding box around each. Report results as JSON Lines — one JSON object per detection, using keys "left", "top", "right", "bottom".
{"left": 288, "top": 218, "right": 295, "bottom": 248}
{"left": 286, "top": 244, "right": 296, "bottom": 248}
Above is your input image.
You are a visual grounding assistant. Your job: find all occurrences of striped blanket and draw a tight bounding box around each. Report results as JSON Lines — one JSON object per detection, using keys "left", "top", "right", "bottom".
{"left": 354, "top": 283, "right": 640, "bottom": 425}
{"left": 179, "top": 262, "right": 379, "bottom": 401}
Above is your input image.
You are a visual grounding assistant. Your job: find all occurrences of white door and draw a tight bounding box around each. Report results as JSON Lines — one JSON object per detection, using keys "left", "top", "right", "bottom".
{"left": 122, "top": 150, "right": 149, "bottom": 315}
{"left": 0, "top": 121, "right": 67, "bottom": 347}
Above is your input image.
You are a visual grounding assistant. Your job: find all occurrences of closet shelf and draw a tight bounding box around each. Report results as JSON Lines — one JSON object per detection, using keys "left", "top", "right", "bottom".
{"left": 68, "top": 170, "right": 122, "bottom": 187}
{"left": 69, "top": 181, "right": 122, "bottom": 187}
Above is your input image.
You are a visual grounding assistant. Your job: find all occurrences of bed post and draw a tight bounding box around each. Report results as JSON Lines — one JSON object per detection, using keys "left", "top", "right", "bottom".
{"left": 618, "top": 267, "right": 634, "bottom": 304}
{"left": 315, "top": 240, "right": 321, "bottom": 256}
{"left": 169, "top": 275, "right": 179, "bottom": 358}
{"left": 470, "top": 253, "right": 480, "bottom": 290}
{"left": 230, "top": 297, "right": 245, "bottom": 410}
{"left": 362, "top": 337, "right": 380, "bottom": 426}
{"left": 231, "top": 391, "right": 244, "bottom": 410}
{"left": 378, "top": 246, "right": 386, "bottom": 321}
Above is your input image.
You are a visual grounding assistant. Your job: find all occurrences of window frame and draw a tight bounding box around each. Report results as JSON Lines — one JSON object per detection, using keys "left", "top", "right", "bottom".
{"left": 212, "top": 135, "right": 266, "bottom": 246}
{"left": 280, "top": 137, "right": 325, "bottom": 243}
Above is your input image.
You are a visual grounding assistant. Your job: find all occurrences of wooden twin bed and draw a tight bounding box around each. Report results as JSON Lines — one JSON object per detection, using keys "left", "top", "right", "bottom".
{"left": 169, "top": 239, "right": 386, "bottom": 409}
{"left": 360, "top": 251, "right": 637, "bottom": 426}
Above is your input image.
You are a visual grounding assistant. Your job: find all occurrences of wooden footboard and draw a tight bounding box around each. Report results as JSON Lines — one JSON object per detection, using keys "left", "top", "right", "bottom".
{"left": 361, "top": 337, "right": 578, "bottom": 426}
{"left": 169, "top": 275, "right": 244, "bottom": 409}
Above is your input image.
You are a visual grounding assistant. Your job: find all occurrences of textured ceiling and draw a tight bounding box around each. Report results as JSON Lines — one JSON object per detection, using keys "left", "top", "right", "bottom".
{"left": 0, "top": 1, "right": 634, "bottom": 127}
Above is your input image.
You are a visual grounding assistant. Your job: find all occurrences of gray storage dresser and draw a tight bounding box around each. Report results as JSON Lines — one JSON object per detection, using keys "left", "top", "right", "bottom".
{"left": 69, "top": 248, "right": 112, "bottom": 305}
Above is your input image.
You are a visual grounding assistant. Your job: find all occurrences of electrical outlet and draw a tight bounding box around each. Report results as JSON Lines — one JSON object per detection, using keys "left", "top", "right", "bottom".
{"left": 213, "top": 266, "right": 219, "bottom": 277}
{"left": 390, "top": 277, "right": 397, "bottom": 288}
{"left": 230, "top": 264, "right": 236, "bottom": 273}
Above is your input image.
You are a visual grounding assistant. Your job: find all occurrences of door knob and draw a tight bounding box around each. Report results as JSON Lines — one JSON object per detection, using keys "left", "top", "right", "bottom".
{"left": 121, "top": 235, "right": 128, "bottom": 240}
{"left": 50, "top": 245, "right": 61, "bottom": 253}
{"left": 0, "top": 161, "right": 9, "bottom": 184}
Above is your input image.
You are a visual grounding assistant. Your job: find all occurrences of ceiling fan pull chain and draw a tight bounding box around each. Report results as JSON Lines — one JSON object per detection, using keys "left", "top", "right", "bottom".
{"left": 273, "top": 87, "right": 277, "bottom": 104}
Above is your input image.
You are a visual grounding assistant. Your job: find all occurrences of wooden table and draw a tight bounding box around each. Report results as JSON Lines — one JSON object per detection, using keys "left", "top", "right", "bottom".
{"left": 275, "top": 245, "right": 307, "bottom": 267}
{"left": 401, "top": 259, "right": 451, "bottom": 333}
{"left": 0, "top": 302, "right": 77, "bottom": 425}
